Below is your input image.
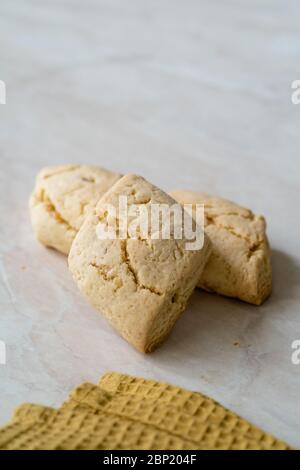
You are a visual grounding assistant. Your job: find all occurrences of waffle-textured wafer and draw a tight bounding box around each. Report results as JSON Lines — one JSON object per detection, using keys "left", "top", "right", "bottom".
{"left": 11, "top": 403, "right": 53, "bottom": 423}
{"left": 0, "top": 384, "right": 196, "bottom": 450}
{"left": 99, "top": 373, "right": 290, "bottom": 450}
{"left": 0, "top": 402, "right": 194, "bottom": 450}
{"left": 0, "top": 372, "right": 291, "bottom": 450}
{"left": 63, "top": 383, "right": 266, "bottom": 449}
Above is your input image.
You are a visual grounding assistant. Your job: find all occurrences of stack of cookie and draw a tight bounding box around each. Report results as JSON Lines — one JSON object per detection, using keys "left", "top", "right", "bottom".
{"left": 29, "top": 165, "right": 272, "bottom": 352}
{"left": 0, "top": 372, "right": 288, "bottom": 450}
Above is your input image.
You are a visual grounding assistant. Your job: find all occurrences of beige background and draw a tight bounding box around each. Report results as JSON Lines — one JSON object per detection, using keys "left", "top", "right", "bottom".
{"left": 0, "top": 1, "right": 300, "bottom": 447}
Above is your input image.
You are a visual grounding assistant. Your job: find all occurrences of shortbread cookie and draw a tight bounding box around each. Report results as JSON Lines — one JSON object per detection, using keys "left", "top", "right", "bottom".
{"left": 68, "top": 175, "right": 211, "bottom": 352}
{"left": 170, "top": 190, "right": 272, "bottom": 305}
{"left": 29, "top": 165, "right": 122, "bottom": 254}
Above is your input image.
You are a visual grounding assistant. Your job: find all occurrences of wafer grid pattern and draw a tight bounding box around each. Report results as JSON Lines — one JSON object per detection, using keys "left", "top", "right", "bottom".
{"left": 0, "top": 372, "right": 291, "bottom": 450}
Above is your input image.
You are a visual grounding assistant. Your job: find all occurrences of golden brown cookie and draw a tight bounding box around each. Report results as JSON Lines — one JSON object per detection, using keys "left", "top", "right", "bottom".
{"left": 170, "top": 190, "right": 272, "bottom": 305}
{"left": 69, "top": 175, "right": 211, "bottom": 352}
{"left": 29, "top": 165, "right": 121, "bottom": 254}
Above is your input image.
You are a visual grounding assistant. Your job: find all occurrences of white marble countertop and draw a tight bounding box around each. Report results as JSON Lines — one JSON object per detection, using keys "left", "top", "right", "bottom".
{"left": 0, "top": 0, "right": 300, "bottom": 448}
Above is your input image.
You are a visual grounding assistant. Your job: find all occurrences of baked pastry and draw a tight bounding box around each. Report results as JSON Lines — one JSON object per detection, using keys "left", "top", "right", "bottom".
{"left": 170, "top": 190, "right": 272, "bottom": 305}
{"left": 29, "top": 165, "right": 121, "bottom": 254}
{"left": 68, "top": 175, "right": 211, "bottom": 352}
{"left": 0, "top": 372, "right": 290, "bottom": 449}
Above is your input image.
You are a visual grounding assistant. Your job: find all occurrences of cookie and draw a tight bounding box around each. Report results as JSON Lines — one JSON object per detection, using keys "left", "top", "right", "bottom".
{"left": 68, "top": 175, "right": 211, "bottom": 352}
{"left": 98, "top": 372, "right": 290, "bottom": 450}
{"left": 29, "top": 165, "right": 122, "bottom": 254}
{"left": 0, "top": 373, "right": 290, "bottom": 450}
{"left": 1, "top": 403, "right": 195, "bottom": 450}
{"left": 170, "top": 190, "right": 272, "bottom": 305}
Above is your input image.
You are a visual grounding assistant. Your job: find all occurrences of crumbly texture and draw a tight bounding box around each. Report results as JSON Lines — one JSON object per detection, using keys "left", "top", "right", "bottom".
{"left": 29, "top": 165, "right": 122, "bottom": 254}
{"left": 68, "top": 175, "right": 211, "bottom": 353}
{"left": 170, "top": 190, "right": 272, "bottom": 306}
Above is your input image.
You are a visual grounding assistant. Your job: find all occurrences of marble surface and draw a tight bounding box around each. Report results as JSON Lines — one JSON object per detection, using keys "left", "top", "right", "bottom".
{"left": 1, "top": 0, "right": 300, "bottom": 447}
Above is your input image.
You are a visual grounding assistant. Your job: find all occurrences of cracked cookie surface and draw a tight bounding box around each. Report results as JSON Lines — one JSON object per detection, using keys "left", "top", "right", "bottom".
{"left": 170, "top": 190, "right": 272, "bottom": 305}
{"left": 29, "top": 165, "right": 122, "bottom": 254}
{"left": 68, "top": 175, "right": 211, "bottom": 352}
